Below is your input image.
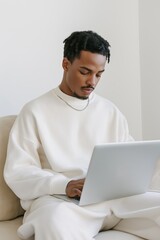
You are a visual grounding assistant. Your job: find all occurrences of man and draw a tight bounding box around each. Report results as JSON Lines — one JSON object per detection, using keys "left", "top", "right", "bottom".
{"left": 4, "top": 31, "right": 160, "bottom": 240}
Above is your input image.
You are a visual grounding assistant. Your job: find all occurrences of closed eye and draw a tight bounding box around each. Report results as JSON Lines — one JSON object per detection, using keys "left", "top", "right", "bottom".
{"left": 79, "top": 70, "right": 90, "bottom": 75}
{"left": 79, "top": 67, "right": 105, "bottom": 78}
{"left": 96, "top": 73, "right": 102, "bottom": 78}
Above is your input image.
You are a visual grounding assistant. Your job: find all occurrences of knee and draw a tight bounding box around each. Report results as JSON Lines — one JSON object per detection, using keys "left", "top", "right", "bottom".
{"left": 18, "top": 223, "right": 34, "bottom": 239}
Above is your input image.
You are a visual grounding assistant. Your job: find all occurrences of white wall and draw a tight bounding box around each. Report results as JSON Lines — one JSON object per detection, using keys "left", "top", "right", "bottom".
{"left": 0, "top": 0, "right": 142, "bottom": 139}
{"left": 139, "top": 0, "right": 160, "bottom": 140}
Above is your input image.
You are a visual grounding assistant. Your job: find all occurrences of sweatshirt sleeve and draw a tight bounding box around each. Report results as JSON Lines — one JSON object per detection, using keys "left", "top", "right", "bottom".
{"left": 4, "top": 106, "right": 70, "bottom": 201}
{"left": 120, "top": 116, "right": 134, "bottom": 142}
{"left": 114, "top": 107, "right": 134, "bottom": 142}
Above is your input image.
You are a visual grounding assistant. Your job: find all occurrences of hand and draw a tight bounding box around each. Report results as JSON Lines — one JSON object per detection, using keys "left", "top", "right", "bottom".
{"left": 66, "top": 179, "right": 85, "bottom": 199}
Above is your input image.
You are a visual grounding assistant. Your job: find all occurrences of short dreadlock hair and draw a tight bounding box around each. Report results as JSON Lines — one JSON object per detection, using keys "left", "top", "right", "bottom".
{"left": 63, "top": 30, "right": 110, "bottom": 63}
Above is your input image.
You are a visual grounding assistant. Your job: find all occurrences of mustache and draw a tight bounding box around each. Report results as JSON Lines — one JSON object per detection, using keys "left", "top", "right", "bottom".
{"left": 81, "top": 85, "right": 95, "bottom": 90}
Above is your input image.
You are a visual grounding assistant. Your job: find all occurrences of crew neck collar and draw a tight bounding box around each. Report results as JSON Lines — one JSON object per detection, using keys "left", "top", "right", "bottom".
{"left": 53, "top": 86, "right": 94, "bottom": 109}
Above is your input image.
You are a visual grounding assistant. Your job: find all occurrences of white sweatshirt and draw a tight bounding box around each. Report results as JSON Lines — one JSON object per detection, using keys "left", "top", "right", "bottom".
{"left": 4, "top": 87, "right": 132, "bottom": 210}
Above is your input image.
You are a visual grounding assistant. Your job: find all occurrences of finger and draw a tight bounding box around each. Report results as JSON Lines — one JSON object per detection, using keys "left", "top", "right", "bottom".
{"left": 74, "top": 183, "right": 84, "bottom": 189}
{"left": 72, "top": 180, "right": 85, "bottom": 188}
{"left": 73, "top": 179, "right": 85, "bottom": 184}
{"left": 73, "top": 188, "right": 82, "bottom": 197}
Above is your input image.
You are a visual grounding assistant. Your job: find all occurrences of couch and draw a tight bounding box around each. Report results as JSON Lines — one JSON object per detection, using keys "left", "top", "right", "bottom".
{"left": 1, "top": 115, "right": 160, "bottom": 240}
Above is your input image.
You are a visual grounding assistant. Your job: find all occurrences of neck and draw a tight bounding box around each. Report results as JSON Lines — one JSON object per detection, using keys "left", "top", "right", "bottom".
{"left": 54, "top": 88, "right": 90, "bottom": 111}
{"left": 59, "top": 82, "right": 72, "bottom": 97}
{"left": 59, "top": 83, "right": 88, "bottom": 100}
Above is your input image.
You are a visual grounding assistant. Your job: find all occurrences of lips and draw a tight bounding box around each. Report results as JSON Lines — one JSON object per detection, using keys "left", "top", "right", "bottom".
{"left": 81, "top": 87, "right": 94, "bottom": 94}
{"left": 81, "top": 88, "right": 93, "bottom": 95}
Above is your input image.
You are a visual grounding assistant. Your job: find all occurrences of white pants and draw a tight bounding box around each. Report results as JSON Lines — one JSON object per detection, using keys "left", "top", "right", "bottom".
{"left": 18, "top": 192, "right": 160, "bottom": 240}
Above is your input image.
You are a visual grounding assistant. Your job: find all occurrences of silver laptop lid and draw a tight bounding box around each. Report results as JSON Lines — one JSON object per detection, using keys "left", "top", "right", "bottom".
{"left": 79, "top": 140, "right": 160, "bottom": 206}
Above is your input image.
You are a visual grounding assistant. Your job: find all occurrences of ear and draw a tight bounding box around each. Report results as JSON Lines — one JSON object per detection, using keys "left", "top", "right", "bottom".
{"left": 62, "top": 58, "right": 70, "bottom": 71}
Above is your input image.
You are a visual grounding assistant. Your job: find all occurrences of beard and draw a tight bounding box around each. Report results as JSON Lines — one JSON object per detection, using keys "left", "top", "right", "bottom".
{"left": 72, "top": 85, "right": 94, "bottom": 100}
{"left": 72, "top": 92, "right": 89, "bottom": 100}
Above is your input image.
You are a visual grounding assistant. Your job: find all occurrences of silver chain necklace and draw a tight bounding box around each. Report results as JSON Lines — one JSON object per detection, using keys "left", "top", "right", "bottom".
{"left": 56, "top": 94, "right": 90, "bottom": 111}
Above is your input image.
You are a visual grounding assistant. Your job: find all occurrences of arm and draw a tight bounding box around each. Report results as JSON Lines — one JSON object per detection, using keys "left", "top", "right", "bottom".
{"left": 4, "top": 107, "right": 70, "bottom": 201}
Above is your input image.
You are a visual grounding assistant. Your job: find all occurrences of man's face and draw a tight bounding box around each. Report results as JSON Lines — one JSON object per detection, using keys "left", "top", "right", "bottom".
{"left": 60, "top": 51, "right": 107, "bottom": 99}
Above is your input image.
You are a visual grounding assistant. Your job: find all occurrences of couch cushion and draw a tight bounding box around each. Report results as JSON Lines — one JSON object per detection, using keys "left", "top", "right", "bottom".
{"left": 0, "top": 217, "right": 143, "bottom": 240}
{"left": 0, "top": 217, "right": 24, "bottom": 240}
{"left": 0, "top": 217, "right": 33, "bottom": 240}
{"left": 0, "top": 116, "right": 24, "bottom": 221}
{"left": 96, "top": 230, "right": 143, "bottom": 239}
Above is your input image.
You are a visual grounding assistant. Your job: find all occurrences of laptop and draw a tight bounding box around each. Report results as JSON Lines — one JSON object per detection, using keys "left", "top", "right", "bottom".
{"left": 78, "top": 140, "right": 160, "bottom": 206}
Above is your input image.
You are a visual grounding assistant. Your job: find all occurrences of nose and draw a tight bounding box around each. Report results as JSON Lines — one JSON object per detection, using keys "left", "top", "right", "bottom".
{"left": 86, "top": 75, "right": 97, "bottom": 86}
